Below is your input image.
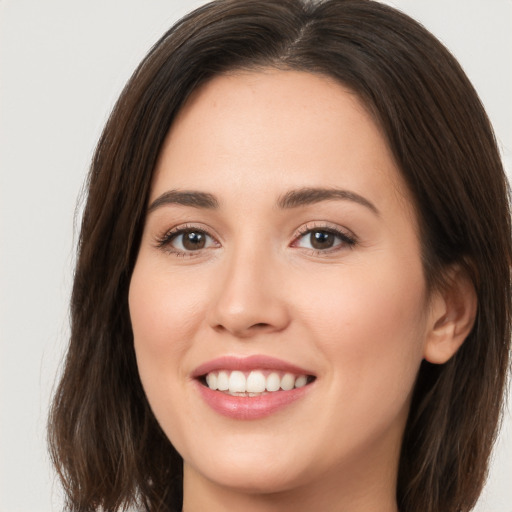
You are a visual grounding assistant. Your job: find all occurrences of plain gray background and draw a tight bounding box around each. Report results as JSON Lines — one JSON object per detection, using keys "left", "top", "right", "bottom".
{"left": 1, "top": 1, "right": 511, "bottom": 511}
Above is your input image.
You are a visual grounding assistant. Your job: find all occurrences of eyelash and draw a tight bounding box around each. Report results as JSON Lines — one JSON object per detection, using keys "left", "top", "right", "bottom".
{"left": 155, "top": 224, "right": 218, "bottom": 257}
{"left": 292, "top": 223, "right": 357, "bottom": 255}
{"left": 155, "top": 222, "right": 357, "bottom": 258}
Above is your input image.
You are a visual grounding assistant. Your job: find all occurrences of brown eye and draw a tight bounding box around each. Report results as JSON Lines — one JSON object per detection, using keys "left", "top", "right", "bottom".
{"left": 166, "top": 229, "right": 216, "bottom": 252}
{"left": 309, "top": 231, "right": 336, "bottom": 249}
{"left": 294, "top": 227, "right": 356, "bottom": 252}
{"left": 181, "top": 231, "right": 206, "bottom": 250}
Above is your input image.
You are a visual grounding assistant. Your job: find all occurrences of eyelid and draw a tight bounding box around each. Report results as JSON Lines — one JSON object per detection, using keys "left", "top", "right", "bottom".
{"left": 154, "top": 223, "right": 220, "bottom": 256}
{"left": 291, "top": 222, "right": 357, "bottom": 252}
{"left": 153, "top": 220, "right": 357, "bottom": 257}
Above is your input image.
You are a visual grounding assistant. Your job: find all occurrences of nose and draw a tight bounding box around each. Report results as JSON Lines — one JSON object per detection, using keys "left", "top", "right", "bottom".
{"left": 207, "top": 245, "right": 290, "bottom": 338}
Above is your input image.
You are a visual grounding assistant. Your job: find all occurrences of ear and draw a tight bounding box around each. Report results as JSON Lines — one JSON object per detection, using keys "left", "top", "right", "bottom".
{"left": 423, "top": 265, "right": 477, "bottom": 364}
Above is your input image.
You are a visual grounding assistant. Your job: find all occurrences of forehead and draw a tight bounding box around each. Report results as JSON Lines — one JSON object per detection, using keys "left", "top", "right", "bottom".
{"left": 152, "top": 69, "right": 412, "bottom": 218}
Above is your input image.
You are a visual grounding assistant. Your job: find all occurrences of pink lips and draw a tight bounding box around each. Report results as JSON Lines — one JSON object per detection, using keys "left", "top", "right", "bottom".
{"left": 192, "top": 355, "right": 313, "bottom": 378}
{"left": 192, "top": 355, "right": 315, "bottom": 420}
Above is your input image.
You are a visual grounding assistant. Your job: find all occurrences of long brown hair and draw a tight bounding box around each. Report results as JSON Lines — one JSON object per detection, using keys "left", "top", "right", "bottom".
{"left": 48, "top": 1, "right": 512, "bottom": 511}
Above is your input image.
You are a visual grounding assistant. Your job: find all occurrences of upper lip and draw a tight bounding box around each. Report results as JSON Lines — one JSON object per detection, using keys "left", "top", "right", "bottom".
{"left": 191, "top": 355, "right": 315, "bottom": 378}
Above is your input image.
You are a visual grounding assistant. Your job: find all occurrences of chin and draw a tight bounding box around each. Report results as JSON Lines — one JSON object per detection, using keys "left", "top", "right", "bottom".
{"left": 181, "top": 433, "right": 316, "bottom": 495}
{"left": 190, "top": 458, "right": 308, "bottom": 495}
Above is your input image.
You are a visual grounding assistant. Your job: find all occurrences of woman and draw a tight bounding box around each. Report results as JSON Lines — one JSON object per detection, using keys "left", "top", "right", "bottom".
{"left": 48, "top": 1, "right": 512, "bottom": 511}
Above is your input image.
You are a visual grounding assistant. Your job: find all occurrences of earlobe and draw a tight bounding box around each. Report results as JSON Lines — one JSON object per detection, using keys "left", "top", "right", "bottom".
{"left": 423, "top": 266, "right": 478, "bottom": 365}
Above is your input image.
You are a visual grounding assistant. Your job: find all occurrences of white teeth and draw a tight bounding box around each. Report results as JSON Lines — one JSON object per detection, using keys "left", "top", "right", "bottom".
{"left": 266, "top": 372, "right": 281, "bottom": 392}
{"left": 205, "top": 372, "right": 217, "bottom": 390}
{"left": 228, "top": 371, "right": 246, "bottom": 393}
{"left": 246, "top": 371, "right": 266, "bottom": 393}
{"left": 294, "top": 375, "right": 307, "bottom": 388}
{"left": 280, "top": 373, "right": 295, "bottom": 391}
{"left": 217, "top": 371, "right": 229, "bottom": 391}
{"left": 204, "top": 370, "right": 311, "bottom": 394}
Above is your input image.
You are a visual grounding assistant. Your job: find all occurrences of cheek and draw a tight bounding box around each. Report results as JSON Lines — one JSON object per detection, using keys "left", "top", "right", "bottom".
{"left": 128, "top": 259, "right": 210, "bottom": 446}
{"left": 128, "top": 259, "right": 207, "bottom": 410}
{"left": 129, "top": 262, "right": 203, "bottom": 354}
{"left": 294, "top": 262, "right": 428, "bottom": 458}
{"left": 294, "top": 255, "right": 428, "bottom": 397}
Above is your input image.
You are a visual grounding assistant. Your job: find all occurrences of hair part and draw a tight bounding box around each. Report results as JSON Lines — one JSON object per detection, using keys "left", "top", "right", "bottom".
{"left": 48, "top": 1, "right": 512, "bottom": 511}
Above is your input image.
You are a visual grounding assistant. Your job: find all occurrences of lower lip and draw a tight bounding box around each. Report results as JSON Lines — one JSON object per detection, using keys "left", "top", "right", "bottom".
{"left": 195, "top": 381, "right": 312, "bottom": 420}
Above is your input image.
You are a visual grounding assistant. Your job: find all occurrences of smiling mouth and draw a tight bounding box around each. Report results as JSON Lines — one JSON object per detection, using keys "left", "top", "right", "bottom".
{"left": 200, "top": 370, "right": 316, "bottom": 396}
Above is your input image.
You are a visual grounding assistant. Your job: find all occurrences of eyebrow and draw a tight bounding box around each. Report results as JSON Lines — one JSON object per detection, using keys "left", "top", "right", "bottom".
{"left": 148, "top": 190, "right": 219, "bottom": 212}
{"left": 147, "top": 186, "right": 379, "bottom": 215}
{"left": 277, "top": 187, "right": 379, "bottom": 215}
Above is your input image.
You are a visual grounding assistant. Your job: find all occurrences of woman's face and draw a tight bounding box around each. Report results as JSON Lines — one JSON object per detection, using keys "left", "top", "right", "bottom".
{"left": 129, "top": 70, "right": 438, "bottom": 502}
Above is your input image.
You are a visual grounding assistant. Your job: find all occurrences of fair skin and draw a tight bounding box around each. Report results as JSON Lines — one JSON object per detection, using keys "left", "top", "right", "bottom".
{"left": 129, "top": 70, "right": 474, "bottom": 512}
